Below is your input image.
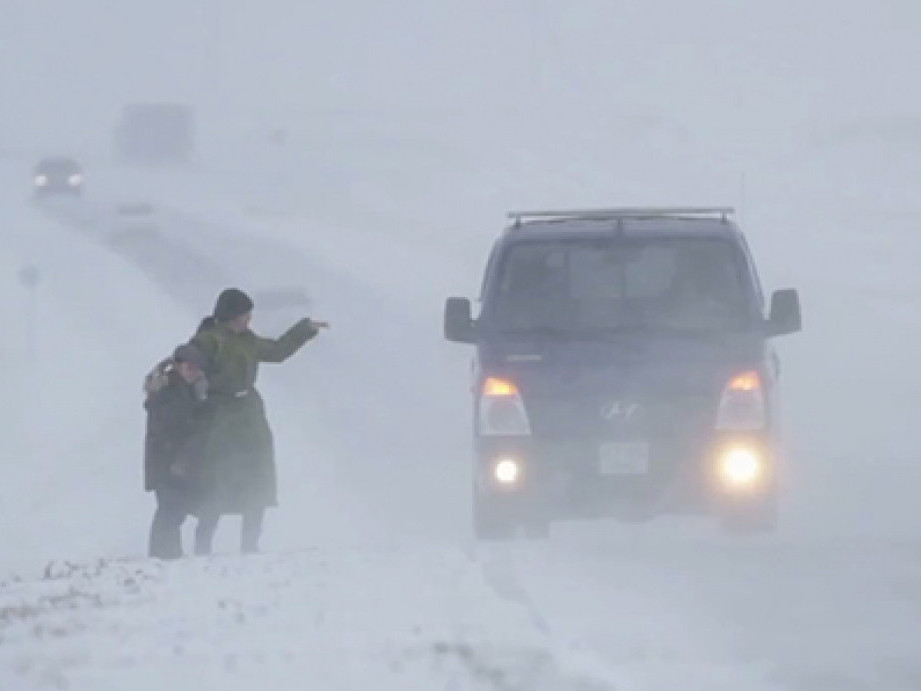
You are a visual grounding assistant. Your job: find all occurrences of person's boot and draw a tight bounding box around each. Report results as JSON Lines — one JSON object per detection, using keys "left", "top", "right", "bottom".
{"left": 194, "top": 515, "right": 218, "bottom": 555}
{"left": 241, "top": 509, "right": 264, "bottom": 554}
{"left": 149, "top": 508, "right": 183, "bottom": 560}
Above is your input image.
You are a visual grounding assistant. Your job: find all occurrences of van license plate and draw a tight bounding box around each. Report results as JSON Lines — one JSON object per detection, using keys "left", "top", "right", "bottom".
{"left": 599, "top": 442, "right": 649, "bottom": 475}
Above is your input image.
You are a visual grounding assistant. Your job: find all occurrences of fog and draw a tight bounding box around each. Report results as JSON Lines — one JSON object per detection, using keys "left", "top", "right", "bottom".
{"left": 1, "top": 1, "right": 920, "bottom": 689}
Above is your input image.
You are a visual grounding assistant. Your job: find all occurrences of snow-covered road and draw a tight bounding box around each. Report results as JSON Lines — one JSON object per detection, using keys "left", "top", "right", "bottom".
{"left": 506, "top": 532, "right": 921, "bottom": 691}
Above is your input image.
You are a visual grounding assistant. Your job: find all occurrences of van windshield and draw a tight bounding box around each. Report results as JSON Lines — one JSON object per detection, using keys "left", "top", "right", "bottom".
{"left": 489, "top": 238, "right": 752, "bottom": 336}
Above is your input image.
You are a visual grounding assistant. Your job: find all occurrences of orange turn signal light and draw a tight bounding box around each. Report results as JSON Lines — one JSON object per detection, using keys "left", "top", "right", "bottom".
{"left": 728, "top": 371, "right": 761, "bottom": 392}
{"left": 482, "top": 377, "right": 519, "bottom": 397}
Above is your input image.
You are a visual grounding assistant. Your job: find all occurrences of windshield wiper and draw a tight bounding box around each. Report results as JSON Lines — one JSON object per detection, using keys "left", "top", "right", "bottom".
{"left": 500, "top": 327, "right": 650, "bottom": 349}
{"left": 571, "top": 328, "right": 651, "bottom": 349}
{"left": 631, "top": 324, "right": 729, "bottom": 339}
{"left": 499, "top": 326, "right": 575, "bottom": 339}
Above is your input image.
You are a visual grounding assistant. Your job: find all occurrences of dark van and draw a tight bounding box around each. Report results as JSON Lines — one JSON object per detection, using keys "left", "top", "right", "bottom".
{"left": 444, "top": 208, "right": 801, "bottom": 539}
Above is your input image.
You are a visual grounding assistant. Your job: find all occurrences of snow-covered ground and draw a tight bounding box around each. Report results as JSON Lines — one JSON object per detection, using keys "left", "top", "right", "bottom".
{"left": 0, "top": 549, "right": 634, "bottom": 691}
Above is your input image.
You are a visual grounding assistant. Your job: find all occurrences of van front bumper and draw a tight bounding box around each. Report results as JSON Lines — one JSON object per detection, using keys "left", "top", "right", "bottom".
{"left": 475, "top": 432, "right": 777, "bottom": 519}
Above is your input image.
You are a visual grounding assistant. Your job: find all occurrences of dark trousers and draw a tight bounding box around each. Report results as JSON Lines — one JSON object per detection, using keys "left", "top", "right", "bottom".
{"left": 148, "top": 487, "right": 191, "bottom": 560}
{"left": 194, "top": 508, "right": 266, "bottom": 555}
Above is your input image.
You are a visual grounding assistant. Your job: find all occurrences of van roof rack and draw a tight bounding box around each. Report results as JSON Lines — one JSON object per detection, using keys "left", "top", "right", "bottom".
{"left": 508, "top": 207, "right": 734, "bottom": 224}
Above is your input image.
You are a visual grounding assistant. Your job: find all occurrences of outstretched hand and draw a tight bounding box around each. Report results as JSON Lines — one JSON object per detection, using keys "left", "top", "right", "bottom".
{"left": 310, "top": 319, "right": 331, "bottom": 330}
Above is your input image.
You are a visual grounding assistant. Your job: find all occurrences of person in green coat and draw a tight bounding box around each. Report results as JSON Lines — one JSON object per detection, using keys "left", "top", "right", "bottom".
{"left": 191, "top": 287, "right": 329, "bottom": 554}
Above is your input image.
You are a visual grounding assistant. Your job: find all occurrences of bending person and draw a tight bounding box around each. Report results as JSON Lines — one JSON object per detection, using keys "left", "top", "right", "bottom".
{"left": 144, "top": 344, "right": 209, "bottom": 560}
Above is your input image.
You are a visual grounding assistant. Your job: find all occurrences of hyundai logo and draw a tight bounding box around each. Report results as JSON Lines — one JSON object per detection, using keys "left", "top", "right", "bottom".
{"left": 600, "top": 401, "right": 642, "bottom": 422}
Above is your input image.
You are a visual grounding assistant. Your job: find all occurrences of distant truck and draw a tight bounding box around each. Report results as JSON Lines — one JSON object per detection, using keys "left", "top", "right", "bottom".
{"left": 115, "top": 103, "right": 194, "bottom": 164}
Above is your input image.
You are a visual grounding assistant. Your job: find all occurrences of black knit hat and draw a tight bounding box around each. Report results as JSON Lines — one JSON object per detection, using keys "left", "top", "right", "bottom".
{"left": 213, "top": 288, "right": 254, "bottom": 322}
{"left": 173, "top": 343, "right": 208, "bottom": 370}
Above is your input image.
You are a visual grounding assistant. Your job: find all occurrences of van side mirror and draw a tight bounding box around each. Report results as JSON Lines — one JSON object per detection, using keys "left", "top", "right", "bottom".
{"left": 766, "top": 289, "right": 802, "bottom": 337}
{"left": 444, "top": 297, "right": 477, "bottom": 343}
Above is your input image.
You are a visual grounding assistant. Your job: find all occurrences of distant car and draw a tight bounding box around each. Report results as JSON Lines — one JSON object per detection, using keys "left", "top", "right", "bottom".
{"left": 444, "top": 207, "right": 802, "bottom": 539}
{"left": 33, "top": 157, "right": 83, "bottom": 198}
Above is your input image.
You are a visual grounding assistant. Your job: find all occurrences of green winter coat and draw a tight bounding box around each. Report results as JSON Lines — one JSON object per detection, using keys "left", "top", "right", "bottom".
{"left": 191, "top": 317, "right": 318, "bottom": 514}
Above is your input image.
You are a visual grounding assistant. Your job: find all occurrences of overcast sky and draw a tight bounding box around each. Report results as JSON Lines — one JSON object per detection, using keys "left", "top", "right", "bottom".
{"left": 3, "top": 1, "right": 920, "bottom": 159}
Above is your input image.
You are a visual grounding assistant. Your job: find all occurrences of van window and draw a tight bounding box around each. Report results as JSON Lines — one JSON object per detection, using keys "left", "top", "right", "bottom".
{"left": 489, "top": 238, "right": 751, "bottom": 335}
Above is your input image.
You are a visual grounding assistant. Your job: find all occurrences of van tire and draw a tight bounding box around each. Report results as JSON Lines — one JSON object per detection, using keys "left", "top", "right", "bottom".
{"left": 473, "top": 493, "right": 516, "bottom": 541}
{"left": 521, "top": 516, "right": 551, "bottom": 540}
{"left": 720, "top": 495, "right": 779, "bottom": 535}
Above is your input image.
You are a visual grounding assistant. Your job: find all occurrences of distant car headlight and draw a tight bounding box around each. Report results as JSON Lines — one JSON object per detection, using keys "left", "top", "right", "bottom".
{"left": 68, "top": 174, "right": 83, "bottom": 186}
{"left": 34, "top": 175, "right": 48, "bottom": 187}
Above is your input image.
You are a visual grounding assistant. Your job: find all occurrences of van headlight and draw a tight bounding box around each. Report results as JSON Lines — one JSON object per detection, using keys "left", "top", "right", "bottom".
{"left": 718, "top": 447, "right": 763, "bottom": 489}
{"left": 34, "top": 175, "right": 48, "bottom": 187}
{"left": 493, "top": 458, "right": 521, "bottom": 485}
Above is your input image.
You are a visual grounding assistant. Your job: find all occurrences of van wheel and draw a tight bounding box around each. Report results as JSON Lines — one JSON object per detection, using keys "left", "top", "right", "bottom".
{"left": 473, "top": 493, "right": 515, "bottom": 541}
{"left": 521, "top": 516, "right": 551, "bottom": 540}
{"left": 720, "top": 496, "right": 779, "bottom": 535}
